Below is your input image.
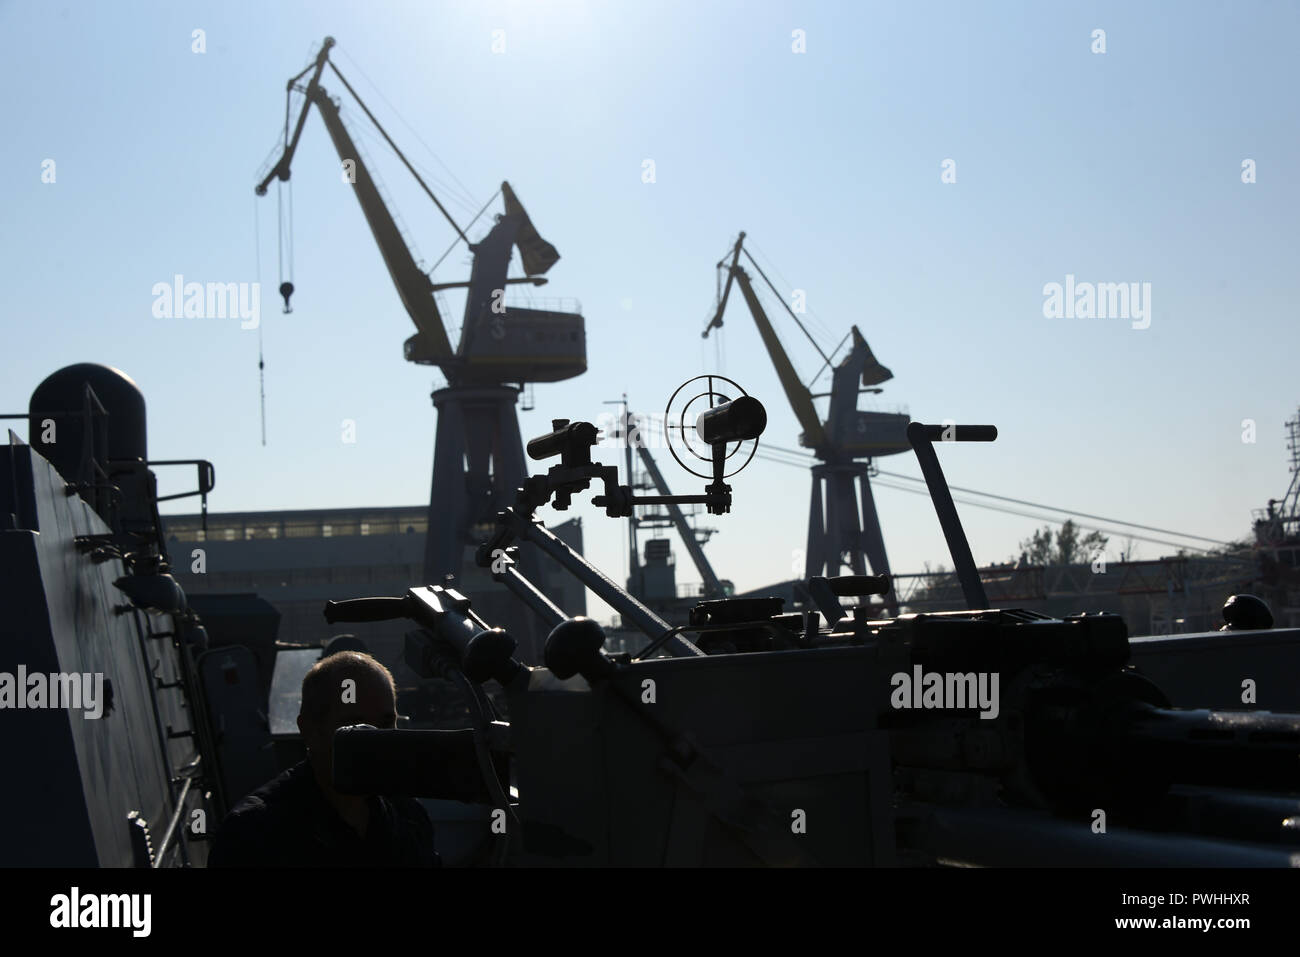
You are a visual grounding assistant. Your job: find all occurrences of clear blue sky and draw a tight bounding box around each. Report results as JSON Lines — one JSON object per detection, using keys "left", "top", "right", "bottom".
{"left": 4, "top": 1, "right": 1298, "bottom": 623}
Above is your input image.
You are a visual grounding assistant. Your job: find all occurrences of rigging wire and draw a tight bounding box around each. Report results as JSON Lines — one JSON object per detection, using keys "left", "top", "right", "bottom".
{"left": 277, "top": 184, "right": 288, "bottom": 291}
{"left": 254, "top": 195, "right": 267, "bottom": 446}
{"left": 282, "top": 83, "right": 292, "bottom": 146}
{"left": 746, "top": 237, "right": 839, "bottom": 344}
{"left": 325, "top": 60, "right": 468, "bottom": 245}
{"left": 886, "top": 468, "right": 1232, "bottom": 547}
{"left": 287, "top": 178, "right": 294, "bottom": 287}
{"left": 748, "top": 281, "right": 811, "bottom": 385}
{"left": 748, "top": 447, "right": 1232, "bottom": 553}
{"left": 336, "top": 44, "right": 480, "bottom": 211}
{"left": 332, "top": 107, "right": 435, "bottom": 272}
{"left": 429, "top": 187, "right": 500, "bottom": 274}
{"left": 754, "top": 447, "right": 1206, "bottom": 553}
{"left": 346, "top": 118, "right": 480, "bottom": 218}
{"left": 276, "top": 182, "right": 284, "bottom": 283}
{"left": 808, "top": 330, "right": 851, "bottom": 391}
{"left": 870, "top": 478, "right": 1225, "bottom": 557}
{"left": 741, "top": 246, "right": 830, "bottom": 368}
{"left": 275, "top": 177, "right": 295, "bottom": 315}
{"left": 758, "top": 442, "right": 1233, "bottom": 547}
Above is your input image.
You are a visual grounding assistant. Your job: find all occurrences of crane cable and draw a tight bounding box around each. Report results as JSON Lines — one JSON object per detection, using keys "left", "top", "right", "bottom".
{"left": 746, "top": 237, "right": 838, "bottom": 346}
{"left": 254, "top": 195, "right": 267, "bottom": 446}
{"left": 277, "top": 179, "right": 294, "bottom": 314}
{"left": 336, "top": 44, "right": 480, "bottom": 213}
{"left": 325, "top": 60, "right": 468, "bottom": 246}
{"left": 255, "top": 75, "right": 304, "bottom": 446}
{"left": 429, "top": 187, "right": 501, "bottom": 275}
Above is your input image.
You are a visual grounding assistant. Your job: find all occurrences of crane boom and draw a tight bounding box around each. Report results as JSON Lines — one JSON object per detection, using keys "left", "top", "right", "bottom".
{"left": 256, "top": 37, "right": 454, "bottom": 366}
{"left": 704, "top": 233, "right": 827, "bottom": 450}
{"left": 702, "top": 232, "right": 904, "bottom": 604}
{"left": 307, "top": 83, "right": 454, "bottom": 362}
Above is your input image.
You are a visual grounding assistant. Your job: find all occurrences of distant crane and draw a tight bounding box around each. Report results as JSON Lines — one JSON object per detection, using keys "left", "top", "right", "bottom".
{"left": 604, "top": 397, "right": 730, "bottom": 618}
{"left": 255, "top": 37, "right": 586, "bottom": 659}
{"left": 703, "top": 232, "right": 908, "bottom": 613}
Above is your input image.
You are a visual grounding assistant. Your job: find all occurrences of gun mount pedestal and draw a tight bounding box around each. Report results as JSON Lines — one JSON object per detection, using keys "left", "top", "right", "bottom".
{"left": 424, "top": 384, "right": 554, "bottom": 663}
{"left": 472, "top": 393, "right": 768, "bottom": 656}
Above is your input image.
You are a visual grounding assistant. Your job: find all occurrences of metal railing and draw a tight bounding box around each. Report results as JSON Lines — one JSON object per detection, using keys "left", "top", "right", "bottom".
{"left": 501, "top": 296, "right": 583, "bottom": 315}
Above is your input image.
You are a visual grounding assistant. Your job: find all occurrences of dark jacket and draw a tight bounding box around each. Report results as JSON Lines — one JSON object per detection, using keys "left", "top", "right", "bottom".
{"left": 208, "top": 760, "right": 439, "bottom": 867}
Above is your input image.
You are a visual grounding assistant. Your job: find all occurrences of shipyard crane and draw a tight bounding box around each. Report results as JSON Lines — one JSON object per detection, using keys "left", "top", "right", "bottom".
{"left": 605, "top": 399, "right": 729, "bottom": 614}
{"left": 703, "top": 232, "right": 907, "bottom": 613}
{"left": 255, "top": 37, "right": 586, "bottom": 660}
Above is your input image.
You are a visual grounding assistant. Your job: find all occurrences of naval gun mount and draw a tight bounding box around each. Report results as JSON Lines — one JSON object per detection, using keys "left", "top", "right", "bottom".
{"left": 322, "top": 390, "right": 1300, "bottom": 867}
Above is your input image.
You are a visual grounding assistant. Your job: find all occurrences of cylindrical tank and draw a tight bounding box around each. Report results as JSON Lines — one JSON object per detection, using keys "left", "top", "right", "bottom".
{"left": 28, "top": 364, "right": 147, "bottom": 482}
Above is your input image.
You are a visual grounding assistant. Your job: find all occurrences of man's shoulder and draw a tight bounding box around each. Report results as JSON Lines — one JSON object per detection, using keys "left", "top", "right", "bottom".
{"left": 237, "top": 764, "right": 310, "bottom": 806}
{"left": 208, "top": 763, "right": 314, "bottom": 866}
{"left": 228, "top": 762, "right": 312, "bottom": 818}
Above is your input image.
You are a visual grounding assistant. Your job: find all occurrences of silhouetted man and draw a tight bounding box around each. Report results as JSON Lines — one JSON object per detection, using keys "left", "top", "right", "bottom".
{"left": 209, "top": 651, "right": 438, "bottom": 867}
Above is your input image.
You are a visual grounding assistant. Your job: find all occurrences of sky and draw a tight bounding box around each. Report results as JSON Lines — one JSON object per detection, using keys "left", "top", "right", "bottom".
{"left": 3, "top": 0, "right": 1298, "bottom": 625}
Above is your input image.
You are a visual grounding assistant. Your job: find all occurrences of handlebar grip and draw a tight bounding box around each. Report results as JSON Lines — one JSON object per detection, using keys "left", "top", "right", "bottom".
{"left": 907, "top": 423, "right": 998, "bottom": 443}
{"left": 323, "top": 596, "right": 409, "bottom": 624}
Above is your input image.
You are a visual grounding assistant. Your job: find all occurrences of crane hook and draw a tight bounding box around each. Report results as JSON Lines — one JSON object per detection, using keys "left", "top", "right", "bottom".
{"left": 279, "top": 281, "right": 294, "bottom": 314}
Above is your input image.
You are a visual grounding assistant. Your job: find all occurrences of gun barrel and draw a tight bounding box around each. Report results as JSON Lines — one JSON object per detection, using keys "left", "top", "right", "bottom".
{"left": 1114, "top": 705, "right": 1300, "bottom": 792}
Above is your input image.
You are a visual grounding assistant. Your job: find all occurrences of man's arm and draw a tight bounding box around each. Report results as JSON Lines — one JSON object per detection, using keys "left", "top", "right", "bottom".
{"left": 207, "top": 801, "right": 274, "bottom": 868}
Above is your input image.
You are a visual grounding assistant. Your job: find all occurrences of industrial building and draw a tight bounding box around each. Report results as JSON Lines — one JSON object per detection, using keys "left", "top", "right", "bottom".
{"left": 163, "top": 505, "right": 586, "bottom": 678}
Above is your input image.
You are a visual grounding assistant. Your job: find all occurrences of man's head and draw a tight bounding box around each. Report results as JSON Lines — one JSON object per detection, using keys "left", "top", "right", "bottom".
{"left": 297, "top": 651, "right": 397, "bottom": 787}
